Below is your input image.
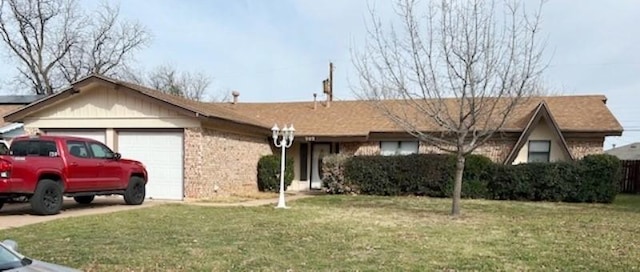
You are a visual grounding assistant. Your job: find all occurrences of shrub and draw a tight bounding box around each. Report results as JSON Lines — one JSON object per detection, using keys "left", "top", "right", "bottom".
{"left": 328, "top": 150, "right": 621, "bottom": 204}
{"left": 344, "top": 155, "right": 401, "bottom": 196}
{"left": 321, "top": 154, "right": 359, "bottom": 194}
{"left": 487, "top": 162, "right": 574, "bottom": 201}
{"left": 257, "top": 154, "right": 294, "bottom": 192}
{"left": 458, "top": 154, "right": 494, "bottom": 199}
{"left": 487, "top": 154, "right": 621, "bottom": 203}
{"left": 572, "top": 154, "right": 622, "bottom": 203}
{"left": 342, "top": 153, "right": 492, "bottom": 197}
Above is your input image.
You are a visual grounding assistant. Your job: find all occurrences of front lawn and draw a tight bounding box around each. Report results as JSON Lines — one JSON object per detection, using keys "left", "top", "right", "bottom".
{"left": 3, "top": 195, "right": 640, "bottom": 271}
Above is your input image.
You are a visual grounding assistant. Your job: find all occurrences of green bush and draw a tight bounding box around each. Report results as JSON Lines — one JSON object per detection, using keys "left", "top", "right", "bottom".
{"left": 487, "top": 162, "right": 574, "bottom": 201}
{"left": 335, "top": 151, "right": 621, "bottom": 204}
{"left": 342, "top": 153, "right": 492, "bottom": 197}
{"left": 455, "top": 154, "right": 495, "bottom": 199}
{"left": 257, "top": 154, "right": 294, "bottom": 192}
{"left": 487, "top": 154, "right": 621, "bottom": 203}
{"left": 321, "top": 154, "right": 359, "bottom": 194}
{"left": 571, "top": 154, "right": 622, "bottom": 203}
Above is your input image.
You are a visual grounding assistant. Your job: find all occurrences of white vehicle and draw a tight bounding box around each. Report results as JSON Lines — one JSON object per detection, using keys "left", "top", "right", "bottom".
{"left": 0, "top": 239, "right": 80, "bottom": 271}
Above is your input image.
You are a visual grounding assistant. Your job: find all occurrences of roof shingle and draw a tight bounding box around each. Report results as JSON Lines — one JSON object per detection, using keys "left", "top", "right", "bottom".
{"left": 215, "top": 95, "right": 623, "bottom": 137}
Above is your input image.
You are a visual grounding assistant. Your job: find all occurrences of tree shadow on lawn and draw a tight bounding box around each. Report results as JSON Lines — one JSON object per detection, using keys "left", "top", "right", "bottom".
{"left": 0, "top": 197, "right": 128, "bottom": 216}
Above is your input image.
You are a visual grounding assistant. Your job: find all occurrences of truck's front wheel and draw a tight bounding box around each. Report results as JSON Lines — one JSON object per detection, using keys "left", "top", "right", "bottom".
{"left": 30, "top": 179, "right": 63, "bottom": 215}
{"left": 124, "top": 176, "right": 145, "bottom": 205}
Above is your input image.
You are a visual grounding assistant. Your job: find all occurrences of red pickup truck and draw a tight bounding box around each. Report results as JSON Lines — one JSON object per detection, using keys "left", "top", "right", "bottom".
{"left": 0, "top": 134, "right": 148, "bottom": 215}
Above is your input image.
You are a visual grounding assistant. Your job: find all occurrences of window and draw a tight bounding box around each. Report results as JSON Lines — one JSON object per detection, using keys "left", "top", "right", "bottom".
{"left": 66, "top": 141, "right": 90, "bottom": 158}
{"left": 0, "top": 142, "right": 8, "bottom": 155}
{"left": 9, "top": 140, "right": 58, "bottom": 157}
{"left": 528, "top": 140, "right": 550, "bottom": 162}
{"left": 88, "top": 142, "right": 114, "bottom": 159}
{"left": 380, "top": 141, "right": 419, "bottom": 156}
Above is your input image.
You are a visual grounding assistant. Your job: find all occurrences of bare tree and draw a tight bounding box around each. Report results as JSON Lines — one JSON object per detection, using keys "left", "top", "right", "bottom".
{"left": 209, "top": 89, "right": 231, "bottom": 103}
{"left": 58, "top": 1, "right": 150, "bottom": 83}
{"left": 0, "top": 0, "right": 150, "bottom": 95}
{"left": 352, "top": 0, "right": 548, "bottom": 216}
{"left": 0, "top": 0, "right": 80, "bottom": 94}
{"left": 146, "top": 65, "right": 212, "bottom": 101}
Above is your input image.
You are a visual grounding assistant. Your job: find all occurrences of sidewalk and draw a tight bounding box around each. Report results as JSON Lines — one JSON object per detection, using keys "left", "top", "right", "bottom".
{"left": 184, "top": 193, "right": 317, "bottom": 207}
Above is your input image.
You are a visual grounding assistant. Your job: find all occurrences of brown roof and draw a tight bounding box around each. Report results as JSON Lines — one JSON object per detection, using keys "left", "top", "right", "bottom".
{"left": 0, "top": 105, "right": 24, "bottom": 127}
{"left": 216, "top": 95, "right": 623, "bottom": 137}
{"left": 0, "top": 75, "right": 623, "bottom": 139}
{"left": 114, "top": 80, "right": 269, "bottom": 129}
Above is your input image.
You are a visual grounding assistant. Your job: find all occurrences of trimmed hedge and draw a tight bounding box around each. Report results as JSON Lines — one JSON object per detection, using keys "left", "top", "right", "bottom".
{"left": 320, "top": 152, "right": 622, "bottom": 203}
{"left": 488, "top": 154, "right": 621, "bottom": 203}
{"left": 257, "top": 154, "right": 294, "bottom": 192}
{"left": 322, "top": 153, "right": 493, "bottom": 198}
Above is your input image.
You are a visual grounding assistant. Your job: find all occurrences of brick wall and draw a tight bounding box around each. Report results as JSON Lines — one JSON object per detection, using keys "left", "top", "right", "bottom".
{"left": 183, "top": 127, "right": 273, "bottom": 199}
{"left": 340, "top": 139, "right": 516, "bottom": 163}
{"left": 23, "top": 127, "right": 42, "bottom": 135}
{"left": 183, "top": 128, "right": 205, "bottom": 198}
{"left": 340, "top": 142, "right": 380, "bottom": 155}
{"left": 566, "top": 137, "right": 604, "bottom": 159}
{"left": 472, "top": 140, "right": 518, "bottom": 163}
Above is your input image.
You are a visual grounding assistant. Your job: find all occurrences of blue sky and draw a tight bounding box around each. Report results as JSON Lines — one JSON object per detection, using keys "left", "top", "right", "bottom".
{"left": 1, "top": 0, "right": 639, "bottom": 149}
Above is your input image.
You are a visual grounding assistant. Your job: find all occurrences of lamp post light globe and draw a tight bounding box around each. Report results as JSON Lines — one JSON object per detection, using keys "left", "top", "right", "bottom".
{"left": 272, "top": 123, "right": 294, "bottom": 209}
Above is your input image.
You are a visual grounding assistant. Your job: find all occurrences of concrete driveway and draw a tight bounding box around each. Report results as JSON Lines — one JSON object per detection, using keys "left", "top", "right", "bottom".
{"left": 0, "top": 197, "right": 166, "bottom": 230}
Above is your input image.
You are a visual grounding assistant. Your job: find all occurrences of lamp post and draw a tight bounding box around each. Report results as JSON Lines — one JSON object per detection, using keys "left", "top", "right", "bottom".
{"left": 272, "top": 123, "right": 295, "bottom": 209}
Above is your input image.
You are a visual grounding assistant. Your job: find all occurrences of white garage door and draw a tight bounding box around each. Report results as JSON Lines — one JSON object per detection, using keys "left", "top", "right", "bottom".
{"left": 45, "top": 130, "right": 106, "bottom": 144}
{"left": 117, "top": 131, "right": 184, "bottom": 200}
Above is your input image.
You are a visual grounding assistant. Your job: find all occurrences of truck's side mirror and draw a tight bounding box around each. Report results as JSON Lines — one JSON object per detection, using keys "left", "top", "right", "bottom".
{"left": 107, "top": 152, "right": 121, "bottom": 160}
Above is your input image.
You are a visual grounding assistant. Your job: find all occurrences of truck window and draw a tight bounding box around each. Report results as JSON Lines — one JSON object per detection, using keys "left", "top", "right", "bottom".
{"left": 0, "top": 142, "right": 8, "bottom": 155}
{"left": 66, "top": 140, "right": 90, "bottom": 158}
{"left": 9, "top": 140, "right": 58, "bottom": 157}
{"left": 88, "top": 142, "right": 113, "bottom": 159}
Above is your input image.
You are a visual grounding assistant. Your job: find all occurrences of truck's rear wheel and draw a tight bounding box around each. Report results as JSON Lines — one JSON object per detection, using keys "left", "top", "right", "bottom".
{"left": 0, "top": 200, "right": 4, "bottom": 211}
{"left": 73, "top": 195, "right": 95, "bottom": 204}
{"left": 30, "top": 179, "right": 63, "bottom": 215}
{"left": 124, "top": 176, "right": 145, "bottom": 205}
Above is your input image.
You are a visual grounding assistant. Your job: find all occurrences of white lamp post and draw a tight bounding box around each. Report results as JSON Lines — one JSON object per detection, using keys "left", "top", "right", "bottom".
{"left": 272, "top": 123, "right": 295, "bottom": 209}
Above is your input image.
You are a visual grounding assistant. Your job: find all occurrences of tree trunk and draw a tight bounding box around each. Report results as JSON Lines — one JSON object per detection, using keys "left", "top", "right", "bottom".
{"left": 451, "top": 153, "right": 466, "bottom": 216}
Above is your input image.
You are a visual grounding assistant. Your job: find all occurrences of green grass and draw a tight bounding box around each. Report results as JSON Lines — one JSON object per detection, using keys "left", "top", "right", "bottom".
{"left": 3, "top": 194, "right": 640, "bottom": 271}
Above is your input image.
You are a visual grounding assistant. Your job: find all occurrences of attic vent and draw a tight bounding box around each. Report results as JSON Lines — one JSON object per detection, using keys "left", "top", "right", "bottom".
{"left": 631, "top": 145, "right": 637, "bottom": 149}
{"left": 231, "top": 91, "right": 240, "bottom": 104}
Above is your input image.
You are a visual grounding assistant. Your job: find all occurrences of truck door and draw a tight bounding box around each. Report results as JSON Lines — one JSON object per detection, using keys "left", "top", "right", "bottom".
{"left": 64, "top": 140, "right": 100, "bottom": 191}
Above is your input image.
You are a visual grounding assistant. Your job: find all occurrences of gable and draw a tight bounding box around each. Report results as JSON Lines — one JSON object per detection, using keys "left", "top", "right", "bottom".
{"left": 503, "top": 101, "right": 573, "bottom": 164}
{"left": 22, "top": 85, "right": 200, "bottom": 128}
{"left": 510, "top": 117, "right": 571, "bottom": 164}
{"left": 31, "top": 86, "right": 186, "bottom": 119}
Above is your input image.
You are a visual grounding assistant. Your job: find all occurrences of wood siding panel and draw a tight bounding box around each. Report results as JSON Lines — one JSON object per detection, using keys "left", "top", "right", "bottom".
{"left": 32, "top": 87, "right": 182, "bottom": 119}
{"left": 24, "top": 86, "right": 199, "bottom": 128}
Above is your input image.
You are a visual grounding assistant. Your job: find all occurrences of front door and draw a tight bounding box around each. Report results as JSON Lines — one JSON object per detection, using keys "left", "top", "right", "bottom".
{"left": 311, "top": 144, "right": 331, "bottom": 189}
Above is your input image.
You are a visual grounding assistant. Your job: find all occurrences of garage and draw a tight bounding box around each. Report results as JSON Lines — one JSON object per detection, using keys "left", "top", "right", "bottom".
{"left": 44, "top": 130, "right": 106, "bottom": 144}
{"left": 117, "top": 130, "right": 184, "bottom": 200}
